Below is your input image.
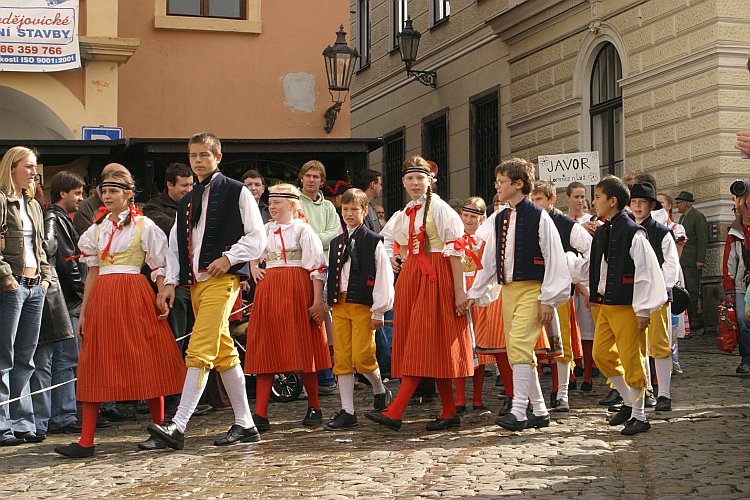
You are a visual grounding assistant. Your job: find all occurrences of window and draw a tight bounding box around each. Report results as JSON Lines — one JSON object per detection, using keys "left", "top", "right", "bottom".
{"left": 471, "top": 91, "right": 499, "bottom": 205}
{"left": 590, "top": 43, "right": 623, "bottom": 179}
{"left": 357, "top": 0, "right": 371, "bottom": 68}
{"left": 422, "top": 114, "right": 449, "bottom": 200}
{"left": 168, "top": 0, "right": 244, "bottom": 19}
{"left": 433, "top": 0, "right": 450, "bottom": 24}
{"left": 383, "top": 129, "right": 405, "bottom": 215}
{"left": 155, "top": 0, "right": 261, "bottom": 33}
{"left": 391, "top": 0, "right": 408, "bottom": 49}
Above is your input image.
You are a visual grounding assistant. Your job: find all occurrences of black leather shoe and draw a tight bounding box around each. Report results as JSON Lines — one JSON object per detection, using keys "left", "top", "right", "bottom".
{"left": 496, "top": 412, "right": 526, "bottom": 432}
{"left": 644, "top": 393, "right": 656, "bottom": 408}
{"left": 364, "top": 410, "right": 401, "bottom": 431}
{"left": 0, "top": 436, "right": 24, "bottom": 446}
{"left": 599, "top": 389, "right": 620, "bottom": 406}
{"left": 147, "top": 421, "right": 184, "bottom": 450}
{"left": 549, "top": 392, "right": 558, "bottom": 408}
{"left": 373, "top": 388, "right": 392, "bottom": 411}
{"left": 214, "top": 424, "right": 261, "bottom": 446}
{"left": 472, "top": 404, "right": 488, "bottom": 411}
{"left": 254, "top": 415, "right": 271, "bottom": 433}
{"left": 325, "top": 410, "right": 358, "bottom": 431}
{"left": 100, "top": 407, "right": 135, "bottom": 422}
{"left": 425, "top": 415, "right": 460, "bottom": 431}
{"left": 455, "top": 405, "right": 466, "bottom": 415}
{"left": 526, "top": 413, "right": 551, "bottom": 429}
{"left": 580, "top": 382, "right": 593, "bottom": 392}
{"left": 49, "top": 421, "right": 83, "bottom": 434}
{"left": 497, "top": 398, "right": 513, "bottom": 417}
{"left": 137, "top": 435, "right": 167, "bottom": 451}
{"left": 20, "top": 431, "right": 45, "bottom": 443}
{"left": 655, "top": 396, "right": 672, "bottom": 412}
{"left": 609, "top": 405, "right": 632, "bottom": 426}
{"left": 620, "top": 417, "right": 651, "bottom": 435}
{"left": 302, "top": 407, "right": 323, "bottom": 426}
{"left": 54, "top": 442, "right": 94, "bottom": 458}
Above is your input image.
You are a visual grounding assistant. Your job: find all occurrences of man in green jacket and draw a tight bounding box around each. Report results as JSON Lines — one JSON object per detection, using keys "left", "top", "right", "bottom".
{"left": 298, "top": 160, "right": 341, "bottom": 394}
{"left": 676, "top": 191, "right": 708, "bottom": 333}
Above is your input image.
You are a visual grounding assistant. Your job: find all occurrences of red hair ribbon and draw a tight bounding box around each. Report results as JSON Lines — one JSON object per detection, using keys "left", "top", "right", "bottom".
{"left": 273, "top": 227, "right": 288, "bottom": 263}
{"left": 297, "top": 209, "right": 309, "bottom": 224}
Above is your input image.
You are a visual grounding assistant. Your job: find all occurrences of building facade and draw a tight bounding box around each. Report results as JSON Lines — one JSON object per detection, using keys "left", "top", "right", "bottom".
{"left": 349, "top": 0, "right": 750, "bottom": 327}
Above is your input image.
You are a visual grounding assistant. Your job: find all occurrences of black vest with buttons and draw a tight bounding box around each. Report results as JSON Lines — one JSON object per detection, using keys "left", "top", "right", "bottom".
{"left": 589, "top": 211, "right": 644, "bottom": 305}
{"left": 495, "top": 197, "right": 546, "bottom": 284}
{"left": 640, "top": 215, "right": 670, "bottom": 267}
{"left": 176, "top": 173, "right": 247, "bottom": 285}
{"left": 327, "top": 225, "right": 382, "bottom": 306}
{"left": 548, "top": 208, "right": 577, "bottom": 254}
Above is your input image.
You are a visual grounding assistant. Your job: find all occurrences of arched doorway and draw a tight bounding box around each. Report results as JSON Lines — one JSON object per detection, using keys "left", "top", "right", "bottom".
{"left": 0, "top": 86, "right": 74, "bottom": 139}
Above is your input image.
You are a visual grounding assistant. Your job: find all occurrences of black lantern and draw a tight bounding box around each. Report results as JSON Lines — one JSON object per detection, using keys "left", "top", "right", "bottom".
{"left": 323, "top": 25, "right": 359, "bottom": 133}
{"left": 397, "top": 18, "right": 437, "bottom": 88}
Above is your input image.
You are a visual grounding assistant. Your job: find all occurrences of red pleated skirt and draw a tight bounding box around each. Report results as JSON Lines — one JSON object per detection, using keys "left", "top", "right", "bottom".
{"left": 392, "top": 253, "right": 473, "bottom": 379}
{"left": 76, "top": 274, "right": 187, "bottom": 402}
{"left": 244, "top": 267, "right": 331, "bottom": 374}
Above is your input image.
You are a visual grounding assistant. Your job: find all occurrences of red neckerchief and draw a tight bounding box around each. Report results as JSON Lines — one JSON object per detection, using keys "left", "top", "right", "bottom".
{"left": 99, "top": 205, "right": 140, "bottom": 262}
{"left": 273, "top": 226, "right": 288, "bottom": 263}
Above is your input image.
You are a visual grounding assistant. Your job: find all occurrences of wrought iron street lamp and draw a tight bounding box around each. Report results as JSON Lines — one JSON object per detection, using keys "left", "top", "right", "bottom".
{"left": 323, "top": 25, "right": 359, "bottom": 133}
{"left": 397, "top": 18, "right": 437, "bottom": 88}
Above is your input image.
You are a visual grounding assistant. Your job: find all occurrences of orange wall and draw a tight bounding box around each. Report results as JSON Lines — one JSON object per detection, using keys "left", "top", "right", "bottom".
{"left": 117, "top": 0, "right": 352, "bottom": 138}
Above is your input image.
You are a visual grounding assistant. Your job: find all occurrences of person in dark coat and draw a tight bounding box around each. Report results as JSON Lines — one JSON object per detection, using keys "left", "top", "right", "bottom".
{"left": 353, "top": 169, "right": 383, "bottom": 233}
{"left": 241, "top": 169, "right": 271, "bottom": 224}
{"left": 675, "top": 191, "right": 708, "bottom": 333}
{"left": 31, "top": 171, "right": 87, "bottom": 439}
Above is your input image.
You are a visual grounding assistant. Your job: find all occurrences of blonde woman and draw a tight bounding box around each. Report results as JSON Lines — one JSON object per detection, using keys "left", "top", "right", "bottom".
{"left": 0, "top": 146, "right": 52, "bottom": 446}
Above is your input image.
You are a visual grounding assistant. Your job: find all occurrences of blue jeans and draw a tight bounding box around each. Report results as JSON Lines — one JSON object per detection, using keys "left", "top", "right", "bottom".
{"left": 375, "top": 309, "right": 394, "bottom": 377}
{"left": 31, "top": 316, "right": 79, "bottom": 433}
{"left": 317, "top": 310, "right": 335, "bottom": 387}
{"left": 0, "top": 284, "right": 45, "bottom": 438}
{"left": 736, "top": 293, "right": 750, "bottom": 364}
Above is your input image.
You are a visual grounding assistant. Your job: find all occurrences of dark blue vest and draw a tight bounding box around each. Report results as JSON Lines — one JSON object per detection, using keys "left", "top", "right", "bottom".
{"left": 548, "top": 208, "right": 577, "bottom": 254}
{"left": 589, "top": 211, "right": 644, "bottom": 305}
{"left": 327, "top": 225, "right": 383, "bottom": 306}
{"left": 176, "top": 173, "right": 247, "bottom": 285}
{"left": 495, "top": 197, "right": 545, "bottom": 284}
{"left": 640, "top": 215, "right": 670, "bottom": 267}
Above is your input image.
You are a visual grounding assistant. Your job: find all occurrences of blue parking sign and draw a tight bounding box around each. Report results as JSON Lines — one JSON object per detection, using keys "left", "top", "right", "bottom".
{"left": 82, "top": 126, "right": 123, "bottom": 141}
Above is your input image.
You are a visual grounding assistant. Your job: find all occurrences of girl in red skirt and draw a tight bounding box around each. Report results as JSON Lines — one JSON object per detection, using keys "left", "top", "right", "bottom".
{"left": 366, "top": 156, "right": 473, "bottom": 431}
{"left": 55, "top": 168, "right": 186, "bottom": 458}
{"left": 244, "top": 183, "right": 330, "bottom": 432}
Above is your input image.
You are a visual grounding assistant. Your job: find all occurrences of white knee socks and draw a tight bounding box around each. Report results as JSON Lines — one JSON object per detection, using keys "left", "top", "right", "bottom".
{"left": 630, "top": 386, "right": 646, "bottom": 422}
{"left": 363, "top": 369, "right": 386, "bottom": 395}
{"left": 510, "top": 364, "right": 531, "bottom": 421}
{"left": 654, "top": 357, "right": 672, "bottom": 399}
{"left": 527, "top": 369, "right": 548, "bottom": 417}
{"left": 609, "top": 375, "right": 632, "bottom": 406}
{"left": 172, "top": 367, "right": 208, "bottom": 433}
{"left": 219, "top": 365, "right": 255, "bottom": 429}
{"left": 338, "top": 374, "right": 356, "bottom": 415}
{"left": 556, "top": 361, "right": 571, "bottom": 402}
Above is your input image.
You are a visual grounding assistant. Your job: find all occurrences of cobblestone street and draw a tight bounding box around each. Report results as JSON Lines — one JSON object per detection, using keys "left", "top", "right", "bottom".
{"left": 2, "top": 333, "right": 749, "bottom": 499}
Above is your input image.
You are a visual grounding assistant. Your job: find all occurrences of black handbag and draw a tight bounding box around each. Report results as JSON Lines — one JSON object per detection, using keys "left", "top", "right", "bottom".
{"left": 671, "top": 283, "right": 690, "bottom": 315}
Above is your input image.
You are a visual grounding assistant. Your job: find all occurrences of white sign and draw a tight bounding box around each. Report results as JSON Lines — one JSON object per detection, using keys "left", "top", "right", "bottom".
{"left": 537, "top": 151, "right": 600, "bottom": 186}
{"left": 0, "top": 0, "right": 80, "bottom": 72}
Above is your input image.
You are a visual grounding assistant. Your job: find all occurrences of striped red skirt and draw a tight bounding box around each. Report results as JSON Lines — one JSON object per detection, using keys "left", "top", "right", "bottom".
{"left": 76, "top": 274, "right": 186, "bottom": 402}
{"left": 466, "top": 275, "right": 499, "bottom": 365}
{"left": 392, "top": 253, "right": 473, "bottom": 379}
{"left": 244, "top": 267, "right": 331, "bottom": 374}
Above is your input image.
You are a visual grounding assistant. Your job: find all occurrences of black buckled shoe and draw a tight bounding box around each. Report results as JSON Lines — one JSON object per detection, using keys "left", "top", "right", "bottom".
{"left": 147, "top": 421, "right": 184, "bottom": 450}
{"left": 608, "top": 405, "right": 632, "bottom": 426}
{"left": 302, "top": 407, "right": 323, "bottom": 426}
{"left": 526, "top": 413, "right": 551, "bottom": 429}
{"left": 54, "top": 442, "right": 94, "bottom": 458}
{"left": 254, "top": 415, "right": 271, "bottom": 433}
{"left": 325, "top": 410, "right": 358, "bottom": 431}
{"left": 496, "top": 412, "right": 526, "bottom": 432}
{"left": 599, "top": 389, "right": 620, "bottom": 406}
{"left": 655, "top": 396, "right": 672, "bottom": 412}
{"left": 620, "top": 418, "right": 651, "bottom": 436}
{"left": 373, "top": 388, "right": 393, "bottom": 411}
{"left": 497, "top": 398, "right": 513, "bottom": 417}
{"left": 137, "top": 435, "right": 167, "bottom": 451}
{"left": 364, "top": 410, "right": 401, "bottom": 431}
{"left": 425, "top": 415, "right": 460, "bottom": 431}
{"left": 214, "top": 424, "right": 261, "bottom": 446}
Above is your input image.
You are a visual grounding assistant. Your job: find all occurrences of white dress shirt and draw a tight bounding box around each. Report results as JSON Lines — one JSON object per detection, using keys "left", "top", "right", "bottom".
{"left": 468, "top": 201, "right": 571, "bottom": 308}
{"left": 165, "top": 172, "right": 267, "bottom": 286}
{"left": 335, "top": 225, "right": 395, "bottom": 320}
